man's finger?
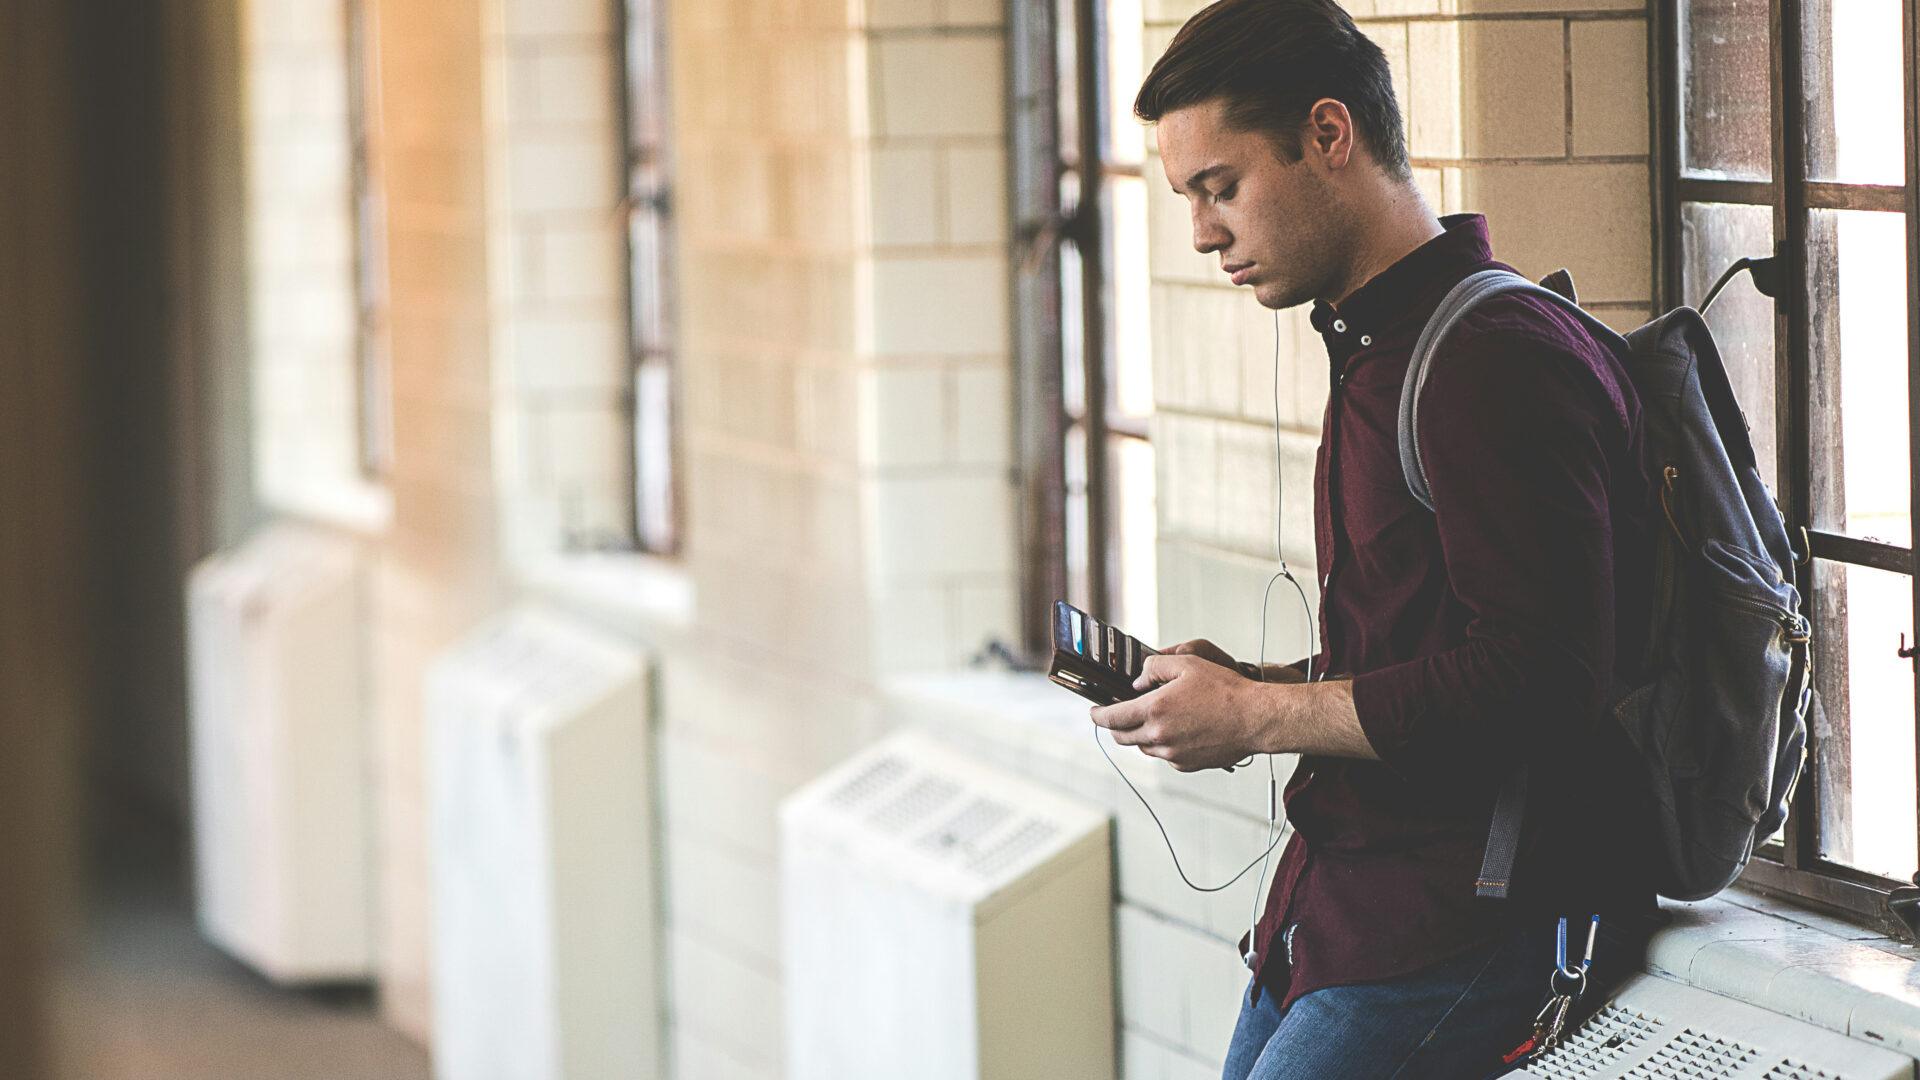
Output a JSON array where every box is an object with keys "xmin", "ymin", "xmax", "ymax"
[
  {"xmin": 1133, "ymin": 651, "xmax": 1180, "ymax": 691},
  {"xmin": 1089, "ymin": 698, "xmax": 1146, "ymax": 732},
  {"xmin": 1109, "ymin": 719, "xmax": 1161, "ymax": 748}
]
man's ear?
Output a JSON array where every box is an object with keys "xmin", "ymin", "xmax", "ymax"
[{"xmin": 1303, "ymin": 98, "xmax": 1355, "ymax": 170}]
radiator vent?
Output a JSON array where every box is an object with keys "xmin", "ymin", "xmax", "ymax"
[
  {"xmin": 186, "ymin": 522, "xmax": 372, "ymax": 984},
  {"xmin": 1765, "ymin": 1064, "xmax": 1843, "ymax": 1080},
  {"xmin": 1528, "ymin": 1004, "xmax": 1666, "ymax": 1079},
  {"xmin": 1619, "ymin": 1029, "xmax": 1759, "ymax": 1078},
  {"xmin": 427, "ymin": 607, "xmax": 657, "ymax": 1080},
  {"xmin": 1516, "ymin": 975, "xmax": 1910, "ymax": 1080},
  {"xmin": 782, "ymin": 730, "xmax": 1114, "ymax": 1080}
]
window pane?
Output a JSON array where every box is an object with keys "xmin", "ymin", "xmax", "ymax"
[
  {"xmin": 1679, "ymin": 0, "xmax": 1773, "ymax": 180},
  {"xmin": 1108, "ymin": 174, "xmax": 1153, "ymax": 421},
  {"xmin": 635, "ymin": 362, "xmax": 675, "ymax": 551},
  {"xmin": 1807, "ymin": 209, "xmax": 1912, "ymax": 546},
  {"xmin": 1060, "ymin": 210, "xmax": 1087, "ymax": 420},
  {"xmin": 629, "ymin": 198, "xmax": 670, "ymax": 354},
  {"xmin": 1110, "ymin": 435, "xmax": 1158, "ymax": 643},
  {"xmin": 1064, "ymin": 422, "xmax": 1091, "ymax": 611},
  {"xmin": 1811, "ymin": 560, "xmax": 1919, "ymax": 881},
  {"xmin": 1056, "ymin": 0, "xmax": 1080, "ymax": 165},
  {"xmin": 1803, "ymin": 0, "xmax": 1906, "ymax": 186},
  {"xmin": 1104, "ymin": 0, "xmax": 1146, "ymax": 168},
  {"xmin": 1681, "ymin": 202, "xmax": 1778, "ymax": 489}
]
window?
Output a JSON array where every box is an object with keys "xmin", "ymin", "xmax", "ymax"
[
  {"xmin": 1659, "ymin": 0, "xmax": 1920, "ymax": 919},
  {"xmin": 348, "ymin": 0, "xmax": 392, "ymax": 481},
  {"xmin": 619, "ymin": 0, "xmax": 681, "ymax": 556},
  {"xmin": 1011, "ymin": 0, "xmax": 1158, "ymax": 659}
]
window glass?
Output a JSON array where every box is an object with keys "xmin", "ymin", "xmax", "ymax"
[
  {"xmin": 1064, "ymin": 422, "xmax": 1091, "ymax": 611},
  {"xmin": 1803, "ymin": 0, "xmax": 1906, "ymax": 186},
  {"xmin": 1105, "ymin": 0, "xmax": 1146, "ymax": 168},
  {"xmin": 1681, "ymin": 201, "xmax": 1779, "ymax": 489},
  {"xmin": 1060, "ymin": 223, "xmax": 1087, "ymax": 419},
  {"xmin": 623, "ymin": 0, "xmax": 677, "ymax": 553},
  {"xmin": 1680, "ymin": 0, "xmax": 1774, "ymax": 180},
  {"xmin": 1807, "ymin": 208, "xmax": 1911, "ymax": 546},
  {"xmin": 1110, "ymin": 436, "xmax": 1157, "ymax": 642},
  {"xmin": 1811, "ymin": 559, "xmax": 1919, "ymax": 881}
]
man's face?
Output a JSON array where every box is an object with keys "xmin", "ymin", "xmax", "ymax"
[{"xmin": 1156, "ymin": 97, "xmax": 1345, "ymax": 310}]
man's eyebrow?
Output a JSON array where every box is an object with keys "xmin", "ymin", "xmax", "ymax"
[{"xmin": 1174, "ymin": 163, "xmax": 1231, "ymax": 194}]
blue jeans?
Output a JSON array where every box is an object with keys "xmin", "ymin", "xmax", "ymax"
[{"xmin": 1221, "ymin": 916, "xmax": 1645, "ymax": 1080}]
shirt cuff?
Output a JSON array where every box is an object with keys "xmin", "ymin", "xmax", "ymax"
[{"xmin": 1349, "ymin": 662, "xmax": 1438, "ymax": 778}]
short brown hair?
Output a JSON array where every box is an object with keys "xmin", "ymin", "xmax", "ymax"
[{"xmin": 1134, "ymin": 0, "xmax": 1411, "ymax": 182}]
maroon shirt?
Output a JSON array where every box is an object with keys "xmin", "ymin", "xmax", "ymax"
[{"xmin": 1243, "ymin": 214, "xmax": 1660, "ymax": 1010}]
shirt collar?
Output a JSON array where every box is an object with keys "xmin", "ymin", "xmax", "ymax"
[{"xmin": 1308, "ymin": 213, "xmax": 1496, "ymax": 344}]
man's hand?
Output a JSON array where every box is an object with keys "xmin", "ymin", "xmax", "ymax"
[
  {"xmin": 1164, "ymin": 638, "xmax": 1308, "ymax": 684},
  {"xmin": 1163, "ymin": 637, "xmax": 1240, "ymax": 669},
  {"xmin": 1088, "ymin": 653, "xmax": 1259, "ymax": 773}
]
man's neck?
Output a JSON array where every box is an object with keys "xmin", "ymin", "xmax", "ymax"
[{"xmin": 1326, "ymin": 183, "xmax": 1444, "ymax": 309}]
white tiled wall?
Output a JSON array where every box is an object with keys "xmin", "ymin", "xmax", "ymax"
[
  {"xmin": 244, "ymin": 0, "xmax": 390, "ymax": 528},
  {"xmin": 482, "ymin": 0, "xmax": 633, "ymax": 561}
]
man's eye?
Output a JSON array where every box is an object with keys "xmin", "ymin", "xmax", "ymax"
[{"xmin": 1213, "ymin": 184, "xmax": 1237, "ymax": 204}]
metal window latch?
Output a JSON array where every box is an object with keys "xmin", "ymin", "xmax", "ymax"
[{"xmin": 1899, "ymin": 633, "xmax": 1918, "ymax": 661}]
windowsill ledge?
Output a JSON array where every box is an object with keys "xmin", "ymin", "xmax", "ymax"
[
  {"xmin": 517, "ymin": 550, "xmax": 696, "ymax": 641},
  {"xmin": 1650, "ymin": 890, "xmax": 1920, "ymax": 1058}
]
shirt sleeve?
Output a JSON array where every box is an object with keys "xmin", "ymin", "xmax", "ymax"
[{"xmin": 1348, "ymin": 328, "xmax": 1622, "ymax": 785}]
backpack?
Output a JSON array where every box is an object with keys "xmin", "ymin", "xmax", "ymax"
[{"xmin": 1399, "ymin": 267, "xmax": 1814, "ymax": 903}]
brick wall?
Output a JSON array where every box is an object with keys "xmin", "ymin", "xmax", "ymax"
[{"xmin": 365, "ymin": 0, "xmax": 506, "ymax": 1040}]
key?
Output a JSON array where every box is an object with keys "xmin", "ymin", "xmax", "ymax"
[{"xmin": 1539, "ymin": 993, "xmax": 1574, "ymax": 1051}]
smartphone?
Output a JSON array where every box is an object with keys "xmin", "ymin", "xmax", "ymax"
[{"xmin": 1048, "ymin": 600, "xmax": 1156, "ymax": 705}]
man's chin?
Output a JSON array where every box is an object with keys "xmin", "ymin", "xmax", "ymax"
[{"xmin": 1251, "ymin": 281, "xmax": 1310, "ymax": 311}]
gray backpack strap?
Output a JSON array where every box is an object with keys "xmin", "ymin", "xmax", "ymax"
[
  {"xmin": 1397, "ymin": 268, "xmax": 1631, "ymax": 511},
  {"xmin": 1475, "ymin": 768, "xmax": 1528, "ymax": 900},
  {"xmin": 1397, "ymin": 267, "xmax": 1631, "ymax": 901}
]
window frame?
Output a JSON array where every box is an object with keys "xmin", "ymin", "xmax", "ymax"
[
  {"xmin": 1009, "ymin": 0, "xmax": 1152, "ymax": 663},
  {"xmin": 348, "ymin": 0, "xmax": 392, "ymax": 482},
  {"xmin": 1654, "ymin": 0, "xmax": 1920, "ymax": 929},
  {"xmin": 616, "ymin": 0, "xmax": 683, "ymax": 557}
]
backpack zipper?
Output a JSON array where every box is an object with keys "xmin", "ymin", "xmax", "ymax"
[{"xmin": 1710, "ymin": 588, "xmax": 1809, "ymax": 642}]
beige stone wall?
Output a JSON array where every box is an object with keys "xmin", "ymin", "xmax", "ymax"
[
  {"xmin": 366, "ymin": 0, "xmax": 505, "ymax": 1040},
  {"xmin": 652, "ymin": 1, "xmax": 1020, "ymax": 1072}
]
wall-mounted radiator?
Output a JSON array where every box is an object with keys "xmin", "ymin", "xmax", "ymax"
[
  {"xmin": 186, "ymin": 522, "xmax": 373, "ymax": 983},
  {"xmin": 1518, "ymin": 973, "xmax": 1911, "ymax": 1079},
  {"xmin": 780, "ymin": 730, "xmax": 1114, "ymax": 1080},
  {"xmin": 427, "ymin": 607, "xmax": 658, "ymax": 1080}
]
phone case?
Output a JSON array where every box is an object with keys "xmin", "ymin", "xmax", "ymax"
[{"xmin": 1048, "ymin": 600, "xmax": 1155, "ymax": 705}]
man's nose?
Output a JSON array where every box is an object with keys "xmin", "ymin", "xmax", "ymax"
[{"xmin": 1192, "ymin": 213, "xmax": 1228, "ymax": 254}]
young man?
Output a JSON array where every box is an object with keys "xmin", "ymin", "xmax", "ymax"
[{"xmin": 1087, "ymin": 1, "xmax": 1662, "ymax": 1076}]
